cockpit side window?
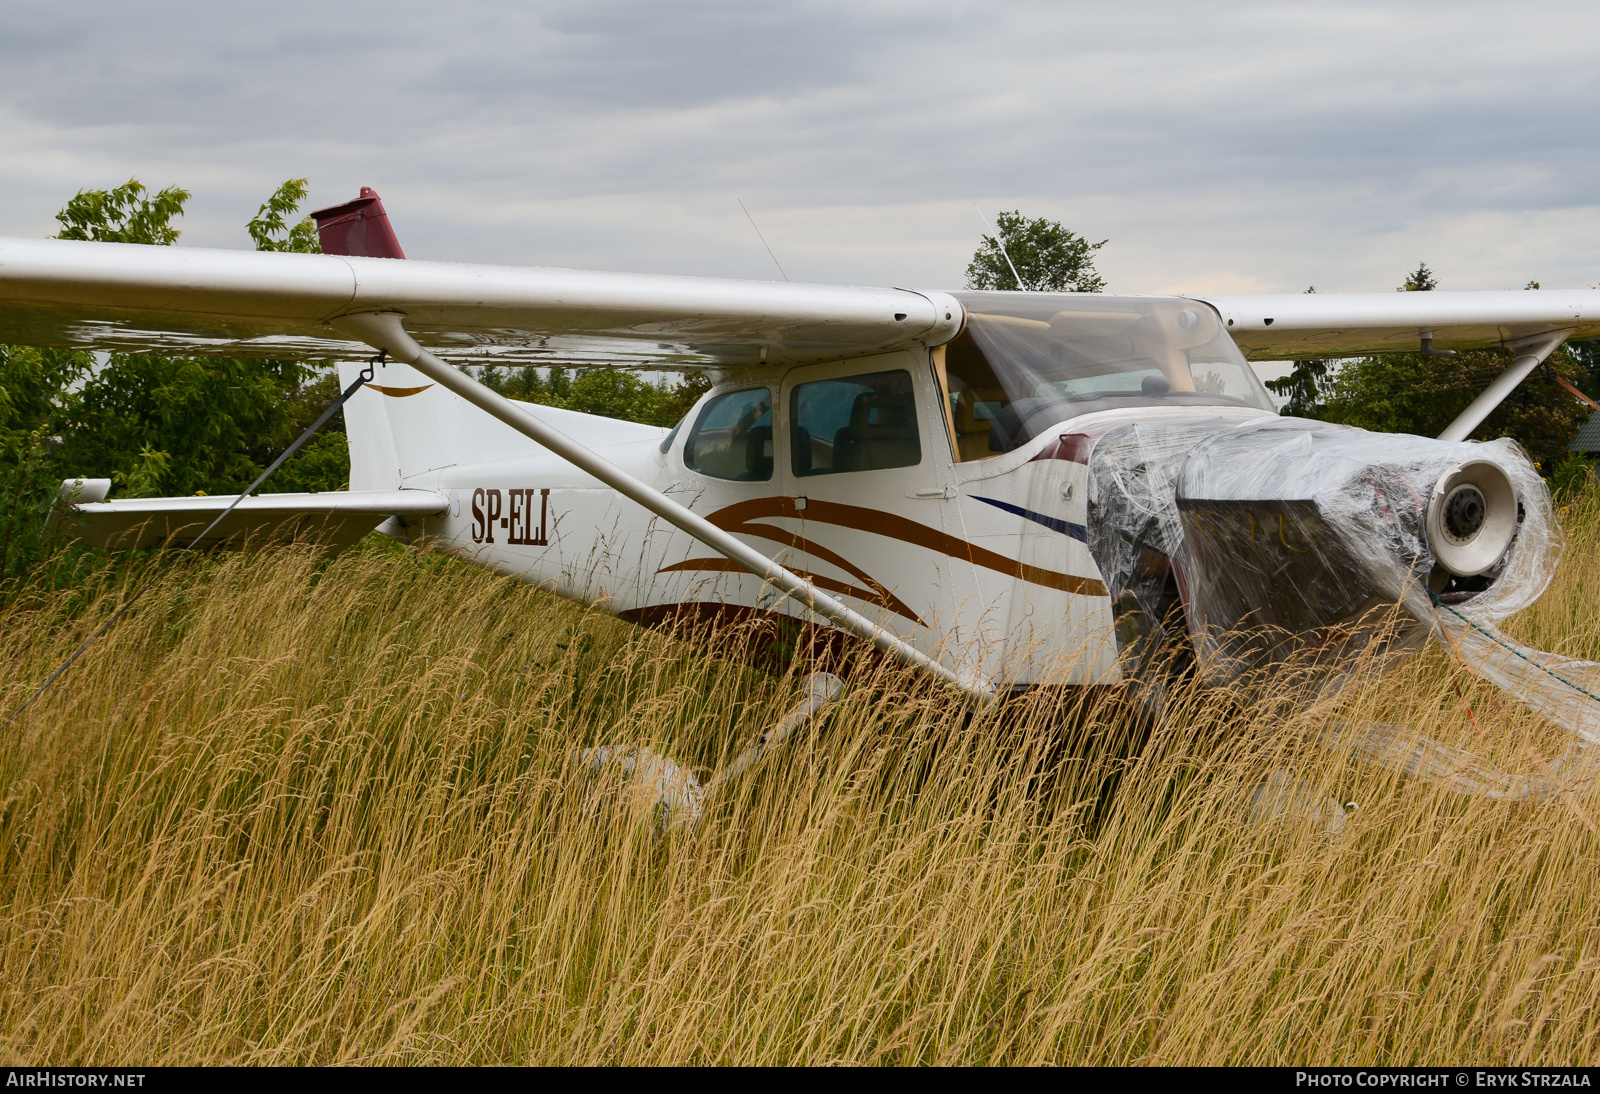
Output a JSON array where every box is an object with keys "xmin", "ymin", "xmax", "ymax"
[
  {"xmin": 938, "ymin": 329, "xmax": 1009, "ymax": 463},
  {"xmin": 684, "ymin": 387, "xmax": 773, "ymax": 481}
]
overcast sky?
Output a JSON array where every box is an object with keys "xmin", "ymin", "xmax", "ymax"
[{"xmin": 2, "ymin": 0, "xmax": 1597, "ymax": 297}]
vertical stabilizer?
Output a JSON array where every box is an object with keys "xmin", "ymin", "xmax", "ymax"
[
  {"xmin": 311, "ymin": 187, "xmax": 407, "ymax": 260},
  {"xmin": 338, "ymin": 360, "xmax": 404, "ymax": 491}
]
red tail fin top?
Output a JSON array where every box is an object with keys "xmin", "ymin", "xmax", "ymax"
[{"xmin": 310, "ymin": 187, "xmax": 406, "ymax": 260}]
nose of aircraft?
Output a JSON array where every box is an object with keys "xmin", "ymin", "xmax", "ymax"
[
  {"xmin": 1177, "ymin": 421, "xmax": 1543, "ymax": 646},
  {"xmin": 1084, "ymin": 415, "xmax": 1556, "ymax": 692}
]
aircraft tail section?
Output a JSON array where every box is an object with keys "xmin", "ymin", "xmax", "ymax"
[
  {"xmin": 53, "ymin": 486, "xmax": 447, "ymax": 553},
  {"xmin": 310, "ymin": 187, "xmax": 407, "ymax": 260},
  {"xmin": 336, "ymin": 358, "xmax": 667, "ymax": 489}
]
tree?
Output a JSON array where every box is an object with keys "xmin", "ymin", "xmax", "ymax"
[
  {"xmin": 655, "ymin": 372, "xmax": 713, "ymax": 426},
  {"xmin": 54, "ymin": 178, "xmax": 191, "ymax": 245},
  {"xmin": 0, "ymin": 178, "xmax": 193, "ymax": 584},
  {"xmin": 59, "ymin": 353, "xmax": 321, "ymax": 497},
  {"xmin": 475, "ymin": 365, "xmax": 712, "ymax": 427},
  {"xmin": 1264, "ymin": 287, "xmax": 1332, "ymax": 417},
  {"xmin": 48, "ymin": 179, "xmax": 344, "ymax": 499},
  {"xmin": 1567, "ymin": 339, "xmax": 1600, "ymax": 402},
  {"xmin": 1, "ymin": 177, "xmax": 348, "ymax": 589},
  {"xmin": 0, "ymin": 344, "xmax": 92, "ymax": 583},
  {"xmin": 1265, "ymin": 358, "xmax": 1333, "ymax": 419},
  {"xmin": 1317, "ymin": 348, "xmax": 1587, "ymax": 470},
  {"xmin": 247, "ymin": 178, "xmax": 321, "ymax": 253},
  {"xmin": 1399, "ymin": 262, "xmax": 1438, "ymax": 292},
  {"xmin": 477, "ymin": 364, "xmax": 548, "ymax": 404},
  {"xmin": 965, "ymin": 211, "xmax": 1106, "ymax": 293}
]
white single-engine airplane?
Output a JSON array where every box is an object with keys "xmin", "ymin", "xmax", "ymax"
[{"xmin": 7, "ymin": 190, "xmax": 1600, "ymax": 738}]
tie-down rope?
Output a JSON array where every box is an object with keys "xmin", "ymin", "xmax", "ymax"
[
  {"xmin": 3, "ymin": 356, "xmax": 382, "ymax": 729},
  {"xmin": 1431, "ymin": 591, "xmax": 1600, "ymax": 707}
]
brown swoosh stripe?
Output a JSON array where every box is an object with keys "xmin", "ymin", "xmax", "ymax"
[
  {"xmin": 706, "ymin": 496, "xmax": 1107, "ymax": 597},
  {"xmin": 616, "ymin": 602, "xmax": 864, "ymax": 666},
  {"xmin": 657, "ymin": 558, "xmax": 924, "ymax": 625},
  {"xmin": 694, "ymin": 500, "xmax": 921, "ymax": 622},
  {"xmin": 365, "ymin": 383, "xmax": 434, "ymax": 397}
]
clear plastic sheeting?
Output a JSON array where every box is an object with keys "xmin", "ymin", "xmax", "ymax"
[
  {"xmin": 1436, "ymin": 612, "xmax": 1600, "ymax": 743},
  {"xmin": 1317, "ymin": 720, "xmax": 1589, "ymax": 802},
  {"xmin": 1173, "ymin": 418, "xmax": 1554, "ymax": 687},
  {"xmin": 1086, "ymin": 416, "xmax": 1600, "ymax": 750},
  {"xmin": 1085, "ymin": 418, "xmax": 1238, "ymax": 686}
]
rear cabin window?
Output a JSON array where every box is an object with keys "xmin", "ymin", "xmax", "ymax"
[
  {"xmin": 683, "ymin": 387, "xmax": 773, "ymax": 481},
  {"xmin": 791, "ymin": 369, "xmax": 921, "ymax": 476}
]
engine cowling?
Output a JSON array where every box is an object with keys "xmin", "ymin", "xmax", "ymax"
[{"xmin": 1084, "ymin": 416, "xmax": 1554, "ymax": 690}]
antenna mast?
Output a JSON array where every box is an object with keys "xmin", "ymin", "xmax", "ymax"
[
  {"xmin": 973, "ymin": 204, "xmax": 1028, "ymax": 291},
  {"xmin": 738, "ymin": 198, "xmax": 790, "ymax": 282}
]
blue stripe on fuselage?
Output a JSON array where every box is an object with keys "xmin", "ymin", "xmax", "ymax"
[{"xmin": 970, "ymin": 495, "xmax": 1088, "ymax": 543}]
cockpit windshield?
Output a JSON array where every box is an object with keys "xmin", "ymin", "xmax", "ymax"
[{"xmin": 940, "ymin": 293, "xmax": 1276, "ymax": 461}]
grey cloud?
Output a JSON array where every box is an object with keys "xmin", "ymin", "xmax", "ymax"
[
  {"xmin": 435, "ymin": 2, "xmax": 908, "ymax": 109},
  {"xmin": 0, "ymin": 0, "xmax": 1596, "ymax": 293}
]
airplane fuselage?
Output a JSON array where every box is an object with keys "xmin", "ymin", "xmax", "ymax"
[{"xmin": 363, "ymin": 346, "xmax": 1274, "ymax": 687}]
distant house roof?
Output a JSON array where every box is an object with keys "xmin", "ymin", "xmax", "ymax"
[{"xmin": 1571, "ymin": 411, "xmax": 1600, "ymax": 455}]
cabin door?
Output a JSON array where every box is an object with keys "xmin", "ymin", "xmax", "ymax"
[{"xmin": 775, "ymin": 352, "xmax": 949, "ymax": 643}]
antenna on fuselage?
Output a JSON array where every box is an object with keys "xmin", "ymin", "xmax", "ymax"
[
  {"xmin": 973, "ymin": 204, "xmax": 1028, "ymax": 291},
  {"xmin": 738, "ymin": 198, "xmax": 790, "ymax": 282}
]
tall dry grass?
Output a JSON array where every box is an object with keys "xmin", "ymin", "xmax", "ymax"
[{"xmin": 2, "ymin": 485, "xmax": 1600, "ymax": 1065}]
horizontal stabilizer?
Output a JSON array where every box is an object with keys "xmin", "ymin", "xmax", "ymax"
[{"xmin": 52, "ymin": 489, "xmax": 448, "ymax": 553}]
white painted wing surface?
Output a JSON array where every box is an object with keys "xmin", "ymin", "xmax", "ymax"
[
  {"xmin": 1196, "ymin": 290, "xmax": 1600, "ymax": 360},
  {"xmin": 52, "ymin": 489, "xmax": 449, "ymax": 552},
  {"xmin": 5, "ymin": 235, "xmax": 1595, "ymax": 366},
  {"xmin": 0, "ymin": 237, "xmax": 962, "ymax": 368}
]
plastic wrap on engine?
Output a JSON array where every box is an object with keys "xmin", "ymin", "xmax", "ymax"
[
  {"xmin": 1174, "ymin": 418, "xmax": 1557, "ymax": 688},
  {"xmin": 1087, "ymin": 416, "xmax": 1563, "ymax": 702},
  {"xmin": 1085, "ymin": 418, "xmax": 1236, "ymax": 680},
  {"xmin": 1086, "ymin": 412, "xmax": 1600, "ymax": 759}
]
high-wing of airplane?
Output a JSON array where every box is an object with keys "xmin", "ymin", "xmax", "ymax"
[{"xmin": 6, "ymin": 190, "xmax": 1599, "ymax": 744}]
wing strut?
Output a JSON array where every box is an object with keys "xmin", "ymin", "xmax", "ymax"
[
  {"xmin": 1438, "ymin": 330, "xmax": 1571, "ymax": 442},
  {"xmin": 330, "ymin": 311, "xmax": 995, "ymax": 706}
]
